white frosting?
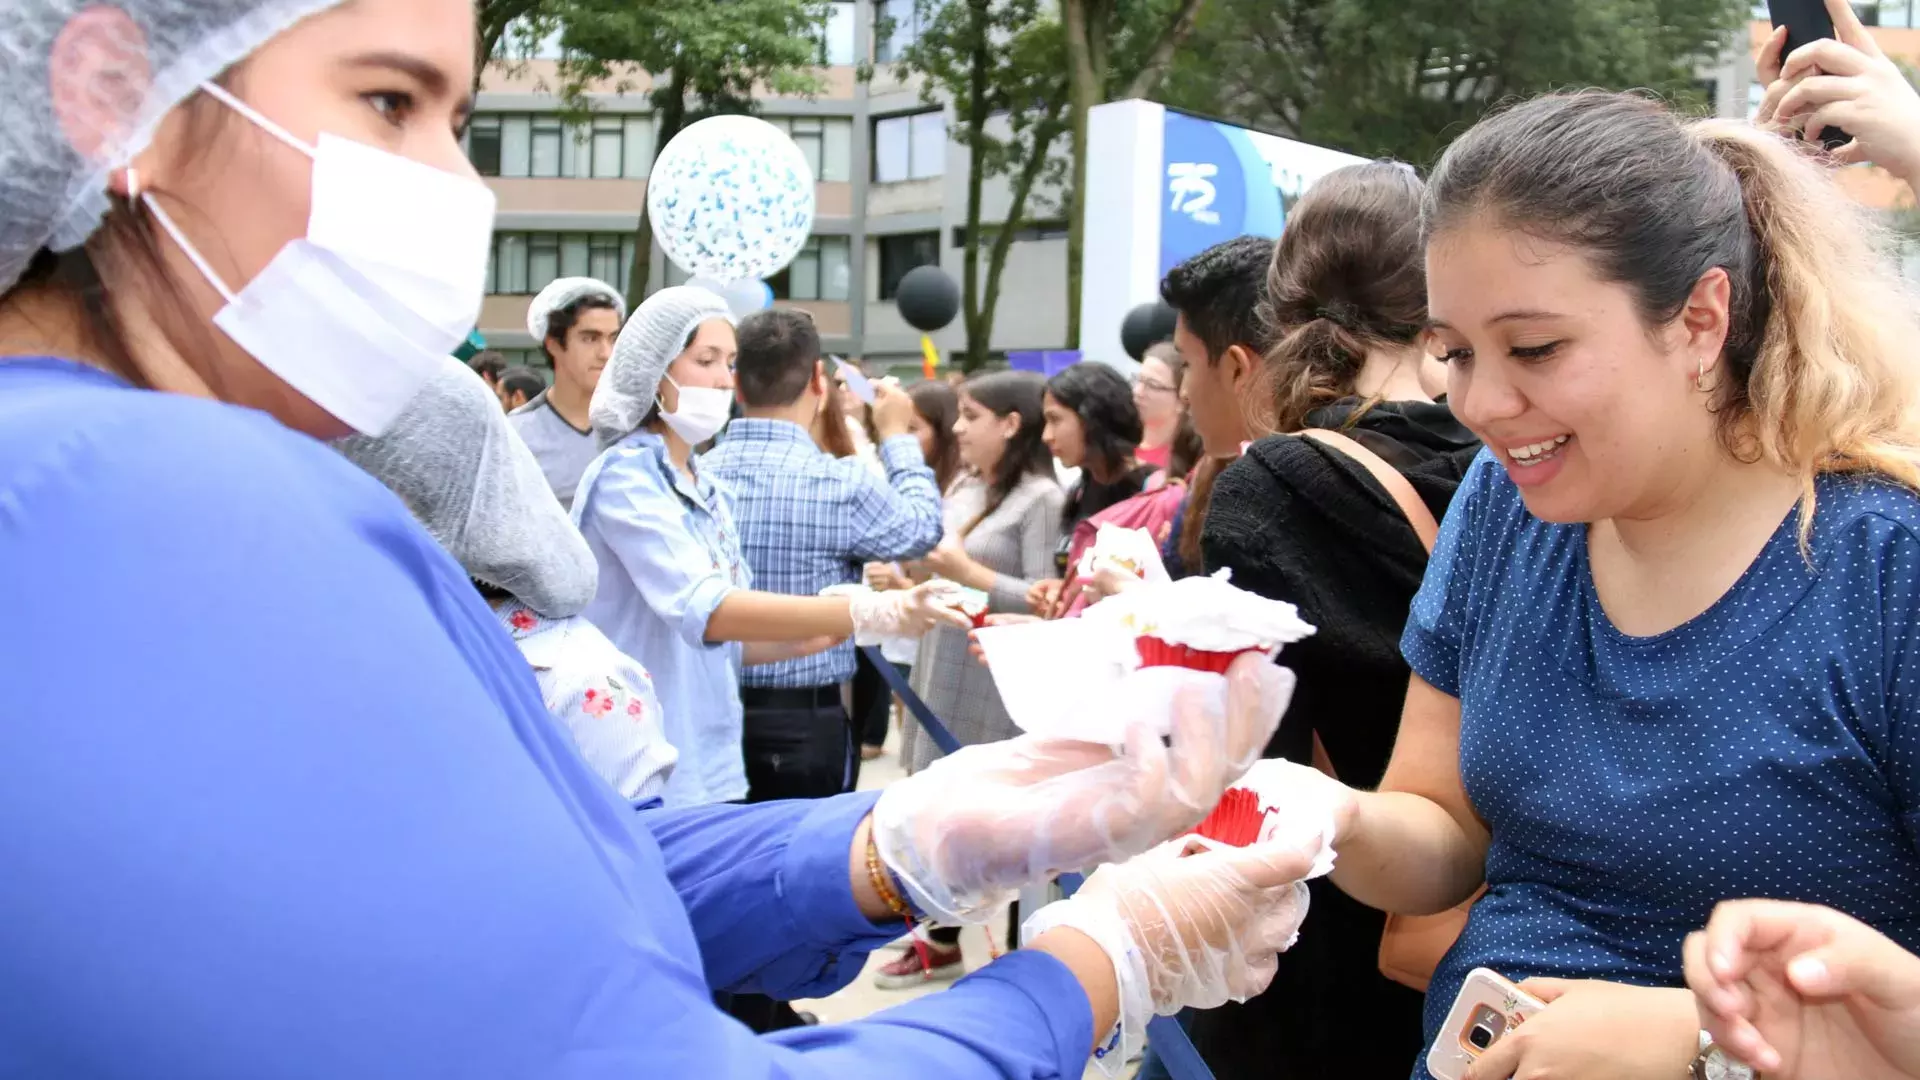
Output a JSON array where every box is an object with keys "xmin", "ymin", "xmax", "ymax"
[
  {"xmin": 1076, "ymin": 524, "xmax": 1171, "ymax": 584},
  {"xmin": 1085, "ymin": 569, "xmax": 1316, "ymax": 654}
]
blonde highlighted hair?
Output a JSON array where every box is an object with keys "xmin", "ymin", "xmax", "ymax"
[{"xmin": 1426, "ymin": 91, "xmax": 1920, "ymax": 537}]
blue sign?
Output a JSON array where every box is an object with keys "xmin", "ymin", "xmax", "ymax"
[{"xmin": 1158, "ymin": 111, "xmax": 1366, "ymax": 278}]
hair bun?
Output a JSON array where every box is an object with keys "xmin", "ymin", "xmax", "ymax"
[{"xmin": 1314, "ymin": 300, "xmax": 1361, "ymax": 330}]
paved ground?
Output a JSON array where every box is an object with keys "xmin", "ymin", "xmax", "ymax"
[{"xmin": 793, "ymin": 721, "xmax": 1136, "ymax": 1080}]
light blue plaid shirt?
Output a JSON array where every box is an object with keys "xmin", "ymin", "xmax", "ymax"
[{"xmin": 702, "ymin": 418, "xmax": 942, "ymax": 687}]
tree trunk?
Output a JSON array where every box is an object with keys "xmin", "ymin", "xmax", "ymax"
[
  {"xmin": 961, "ymin": 0, "xmax": 992, "ymax": 370},
  {"xmin": 1062, "ymin": 0, "xmax": 1102, "ymax": 349},
  {"xmin": 977, "ymin": 117, "xmax": 1062, "ymax": 371},
  {"xmin": 1124, "ymin": 0, "xmax": 1210, "ymax": 99},
  {"xmin": 627, "ymin": 68, "xmax": 689, "ymax": 309}
]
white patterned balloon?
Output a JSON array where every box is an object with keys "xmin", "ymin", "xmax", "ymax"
[{"xmin": 649, "ymin": 115, "xmax": 817, "ymax": 285}]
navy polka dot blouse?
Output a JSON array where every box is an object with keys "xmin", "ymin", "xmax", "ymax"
[{"xmin": 1402, "ymin": 453, "xmax": 1920, "ymax": 1079}]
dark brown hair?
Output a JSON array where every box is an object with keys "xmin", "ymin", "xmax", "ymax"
[
  {"xmin": 1045, "ymin": 362, "xmax": 1142, "ymax": 482},
  {"xmin": 542, "ymin": 295, "xmax": 621, "ymax": 364},
  {"xmin": 1257, "ymin": 161, "xmax": 1428, "ymax": 435},
  {"xmin": 12, "ymin": 84, "xmax": 240, "ymax": 391},
  {"xmin": 960, "ymin": 370, "xmax": 1051, "ymax": 535},
  {"xmin": 909, "ymin": 379, "xmax": 963, "ymax": 492},
  {"xmin": 735, "ymin": 308, "xmax": 822, "ymax": 407}
]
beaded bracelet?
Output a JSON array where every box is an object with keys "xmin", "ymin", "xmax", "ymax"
[{"xmin": 864, "ymin": 830, "xmax": 918, "ymax": 921}]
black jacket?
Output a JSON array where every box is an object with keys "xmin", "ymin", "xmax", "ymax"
[{"xmin": 1185, "ymin": 399, "xmax": 1480, "ymax": 1080}]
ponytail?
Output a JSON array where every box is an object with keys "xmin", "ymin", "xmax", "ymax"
[
  {"xmin": 1692, "ymin": 120, "xmax": 1920, "ymax": 516},
  {"xmin": 1256, "ymin": 161, "xmax": 1428, "ymax": 436}
]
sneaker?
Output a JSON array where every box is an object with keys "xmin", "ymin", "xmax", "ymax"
[{"xmin": 872, "ymin": 941, "xmax": 964, "ymax": 990}]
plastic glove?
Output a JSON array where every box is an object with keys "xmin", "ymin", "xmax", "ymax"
[
  {"xmin": 873, "ymin": 653, "xmax": 1295, "ymax": 923},
  {"xmin": 839, "ymin": 581, "xmax": 968, "ymax": 644},
  {"xmin": 1024, "ymin": 835, "xmax": 1321, "ymax": 1074}
]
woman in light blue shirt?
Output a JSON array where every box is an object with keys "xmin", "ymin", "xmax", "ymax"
[{"xmin": 574, "ymin": 287, "xmax": 959, "ymax": 806}]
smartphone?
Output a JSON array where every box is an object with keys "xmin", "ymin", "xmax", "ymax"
[
  {"xmin": 1426, "ymin": 968, "xmax": 1547, "ymax": 1080},
  {"xmin": 1767, "ymin": 0, "xmax": 1852, "ymax": 150}
]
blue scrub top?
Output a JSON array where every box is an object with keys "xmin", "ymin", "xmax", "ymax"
[
  {"xmin": 1403, "ymin": 452, "xmax": 1920, "ymax": 1079},
  {"xmin": 0, "ymin": 358, "xmax": 1092, "ymax": 1078}
]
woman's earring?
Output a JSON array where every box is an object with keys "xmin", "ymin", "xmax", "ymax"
[{"xmin": 1695, "ymin": 357, "xmax": 1710, "ymax": 393}]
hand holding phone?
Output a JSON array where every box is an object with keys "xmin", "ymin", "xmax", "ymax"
[
  {"xmin": 1767, "ymin": 0, "xmax": 1853, "ymax": 150},
  {"xmin": 1426, "ymin": 968, "xmax": 1547, "ymax": 1080}
]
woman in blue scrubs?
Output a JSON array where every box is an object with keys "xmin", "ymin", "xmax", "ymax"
[{"xmin": 0, "ymin": 2, "xmax": 1314, "ymax": 1076}]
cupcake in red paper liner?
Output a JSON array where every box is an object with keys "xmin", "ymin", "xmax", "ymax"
[
  {"xmin": 944, "ymin": 586, "xmax": 993, "ymax": 629},
  {"xmin": 1089, "ymin": 569, "xmax": 1315, "ymax": 675}
]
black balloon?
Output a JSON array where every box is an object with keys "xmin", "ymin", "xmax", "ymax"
[
  {"xmin": 895, "ymin": 266, "xmax": 961, "ymax": 332},
  {"xmin": 1120, "ymin": 301, "xmax": 1180, "ymax": 361}
]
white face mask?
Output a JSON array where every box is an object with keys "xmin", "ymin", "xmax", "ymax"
[
  {"xmin": 660, "ymin": 376, "xmax": 733, "ymax": 445},
  {"xmin": 137, "ymin": 82, "xmax": 498, "ymax": 436}
]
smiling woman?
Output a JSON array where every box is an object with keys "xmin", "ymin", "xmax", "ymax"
[{"xmin": 1306, "ymin": 90, "xmax": 1920, "ymax": 1080}]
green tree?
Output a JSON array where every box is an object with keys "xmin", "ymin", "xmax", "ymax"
[
  {"xmin": 1160, "ymin": 0, "xmax": 1748, "ymax": 167},
  {"xmin": 475, "ymin": 1, "xmax": 555, "ymax": 92},
  {"xmin": 893, "ymin": 1, "xmax": 1070, "ymax": 370},
  {"xmin": 1060, "ymin": 0, "xmax": 1212, "ymax": 346},
  {"xmin": 548, "ymin": 0, "xmax": 832, "ymax": 305}
]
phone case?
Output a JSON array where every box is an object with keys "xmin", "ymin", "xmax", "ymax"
[
  {"xmin": 1767, "ymin": 0, "xmax": 1853, "ymax": 148},
  {"xmin": 1425, "ymin": 968, "xmax": 1547, "ymax": 1080},
  {"xmin": 1768, "ymin": 0, "xmax": 1837, "ymax": 57}
]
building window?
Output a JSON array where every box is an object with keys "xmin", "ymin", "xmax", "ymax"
[
  {"xmin": 500, "ymin": 115, "xmax": 532, "ymax": 178},
  {"xmin": 951, "ymin": 220, "xmax": 1070, "ymax": 247},
  {"xmin": 770, "ymin": 237, "xmax": 853, "ymax": 301},
  {"xmin": 467, "ymin": 116, "xmax": 503, "ymax": 175},
  {"xmin": 466, "ymin": 113, "xmax": 656, "ymax": 179},
  {"xmin": 874, "ymin": 110, "xmax": 945, "ymax": 183},
  {"xmin": 1869, "ymin": 0, "xmax": 1918, "ymax": 25},
  {"xmin": 531, "ymin": 116, "xmax": 564, "ymax": 177},
  {"xmin": 875, "ymin": 0, "xmax": 927, "ymax": 62},
  {"xmin": 765, "ymin": 116, "xmax": 854, "ymax": 183},
  {"xmin": 822, "ymin": 1, "xmax": 858, "ymax": 65},
  {"xmin": 490, "ymin": 231, "xmax": 639, "ymax": 297},
  {"xmin": 877, "ymin": 232, "xmax": 940, "ymax": 300}
]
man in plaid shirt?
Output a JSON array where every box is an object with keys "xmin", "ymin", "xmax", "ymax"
[{"xmin": 703, "ymin": 309, "xmax": 942, "ymax": 801}]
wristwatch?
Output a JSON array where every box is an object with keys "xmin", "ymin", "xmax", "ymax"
[{"xmin": 1691, "ymin": 1032, "xmax": 1755, "ymax": 1080}]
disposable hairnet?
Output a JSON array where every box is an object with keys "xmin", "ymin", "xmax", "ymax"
[
  {"xmin": 336, "ymin": 355, "xmax": 600, "ymax": 618},
  {"xmin": 526, "ymin": 277, "xmax": 626, "ymax": 343},
  {"xmin": 589, "ymin": 285, "xmax": 733, "ymax": 449},
  {"xmin": 1, "ymin": 0, "xmax": 347, "ymax": 295}
]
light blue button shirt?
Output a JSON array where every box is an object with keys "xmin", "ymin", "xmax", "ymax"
[{"xmin": 573, "ymin": 431, "xmax": 753, "ymax": 807}]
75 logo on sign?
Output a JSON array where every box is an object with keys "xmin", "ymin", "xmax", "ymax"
[{"xmin": 1167, "ymin": 162, "xmax": 1221, "ymax": 226}]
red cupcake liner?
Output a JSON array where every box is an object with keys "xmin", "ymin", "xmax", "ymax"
[
  {"xmin": 1191, "ymin": 787, "xmax": 1270, "ymax": 847},
  {"xmin": 1135, "ymin": 636, "xmax": 1261, "ymax": 674}
]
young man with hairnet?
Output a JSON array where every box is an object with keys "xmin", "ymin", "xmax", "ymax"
[
  {"xmin": 509, "ymin": 277, "xmax": 624, "ymax": 509},
  {"xmin": 338, "ymin": 356, "xmax": 678, "ymax": 804}
]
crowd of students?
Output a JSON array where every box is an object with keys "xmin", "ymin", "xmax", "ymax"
[{"xmin": 12, "ymin": 0, "xmax": 1920, "ymax": 1077}]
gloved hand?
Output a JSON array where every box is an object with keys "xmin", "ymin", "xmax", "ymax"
[
  {"xmin": 1024, "ymin": 835, "xmax": 1321, "ymax": 1073},
  {"xmin": 838, "ymin": 581, "xmax": 969, "ymax": 644},
  {"xmin": 873, "ymin": 653, "xmax": 1295, "ymax": 923}
]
